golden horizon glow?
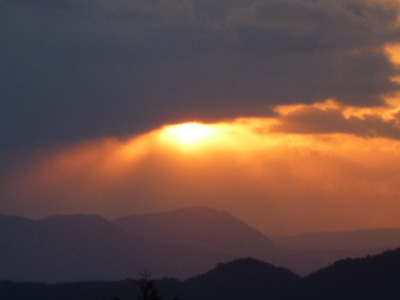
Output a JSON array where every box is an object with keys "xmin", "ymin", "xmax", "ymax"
[{"xmin": 3, "ymin": 98, "xmax": 400, "ymax": 235}]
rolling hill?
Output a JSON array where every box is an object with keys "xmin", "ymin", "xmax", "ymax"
[
  {"xmin": 1, "ymin": 206, "xmax": 398, "ymax": 283},
  {"xmin": 113, "ymin": 206, "xmax": 321, "ymax": 275},
  {"xmin": 1, "ymin": 248, "xmax": 400, "ymax": 299},
  {"xmin": 0, "ymin": 214, "xmax": 230, "ymax": 282}
]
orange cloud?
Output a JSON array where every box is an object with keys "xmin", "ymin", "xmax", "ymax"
[
  {"xmin": 3, "ymin": 101, "xmax": 400, "ymax": 235},
  {"xmin": 272, "ymin": 98, "xmax": 400, "ymax": 139}
]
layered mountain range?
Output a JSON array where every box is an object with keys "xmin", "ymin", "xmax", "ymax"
[
  {"xmin": 2, "ymin": 249, "xmax": 400, "ymax": 299},
  {"xmin": 0, "ymin": 207, "xmax": 399, "ymax": 282}
]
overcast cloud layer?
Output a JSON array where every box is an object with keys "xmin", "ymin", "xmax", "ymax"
[{"xmin": 2, "ymin": 0, "xmax": 400, "ymax": 151}]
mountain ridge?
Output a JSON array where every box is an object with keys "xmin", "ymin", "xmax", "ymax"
[
  {"xmin": 114, "ymin": 206, "xmax": 279, "ymax": 254},
  {"xmin": 1, "ymin": 248, "xmax": 400, "ymax": 299},
  {"xmin": 0, "ymin": 211, "xmax": 232, "ymax": 282},
  {"xmin": 1, "ymin": 206, "xmax": 399, "ymax": 282}
]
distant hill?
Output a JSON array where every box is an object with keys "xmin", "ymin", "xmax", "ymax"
[
  {"xmin": 271, "ymin": 228, "xmax": 400, "ymax": 251},
  {"xmin": 0, "ymin": 214, "xmax": 230, "ymax": 282},
  {"xmin": 0, "ymin": 208, "xmax": 319, "ymax": 282},
  {"xmin": 114, "ymin": 206, "xmax": 280, "ymax": 256},
  {"xmin": 271, "ymin": 228, "xmax": 400, "ymax": 268},
  {"xmin": 2, "ymin": 249, "xmax": 400, "ymax": 299},
  {"xmin": 2, "ymin": 207, "xmax": 398, "ymax": 283},
  {"xmin": 113, "ymin": 206, "xmax": 321, "ymax": 275},
  {"xmin": 176, "ymin": 258, "xmax": 302, "ymax": 300}
]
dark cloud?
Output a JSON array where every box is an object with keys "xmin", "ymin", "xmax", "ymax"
[
  {"xmin": 271, "ymin": 104, "xmax": 400, "ymax": 140},
  {"xmin": 1, "ymin": 0, "xmax": 400, "ymax": 152},
  {"xmin": 229, "ymin": 0, "xmax": 400, "ymax": 51}
]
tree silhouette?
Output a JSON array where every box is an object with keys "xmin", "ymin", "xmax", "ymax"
[
  {"xmin": 134, "ymin": 272, "xmax": 162, "ymax": 300},
  {"xmin": 111, "ymin": 272, "xmax": 162, "ymax": 300},
  {"xmin": 111, "ymin": 271, "xmax": 185, "ymax": 300}
]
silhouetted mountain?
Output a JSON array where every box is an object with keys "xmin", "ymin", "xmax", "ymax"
[
  {"xmin": 0, "ymin": 214, "xmax": 231, "ymax": 282},
  {"xmin": 304, "ymin": 248, "xmax": 400, "ymax": 299},
  {"xmin": 176, "ymin": 258, "xmax": 302, "ymax": 300},
  {"xmin": 114, "ymin": 206, "xmax": 279, "ymax": 256},
  {"xmin": 114, "ymin": 207, "xmax": 321, "ymax": 275},
  {"xmin": 2, "ymin": 249, "xmax": 400, "ymax": 299},
  {"xmin": 4, "ymin": 207, "xmax": 397, "ymax": 283},
  {"xmin": 0, "ymin": 278, "xmax": 180, "ymax": 300},
  {"xmin": 0, "ymin": 259, "xmax": 301, "ymax": 300},
  {"xmin": 271, "ymin": 228, "xmax": 400, "ymax": 270},
  {"xmin": 0, "ymin": 209, "xmax": 320, "ymax": 282}
]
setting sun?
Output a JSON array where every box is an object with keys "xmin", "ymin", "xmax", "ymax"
[{"xmin": 162, "ymin": 122, "xmax": 212, "ymax": 146}]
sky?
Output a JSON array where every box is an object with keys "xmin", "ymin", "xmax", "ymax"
[{"xmin": 2, "ymin": 0, "xmax": 400, "ymax": 235}]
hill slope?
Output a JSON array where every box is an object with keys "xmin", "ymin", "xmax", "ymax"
[
  {"xmin": 114, "ymin": 206, "xmax": 279, "ymax": 256},
  {"xmin": 304, "ymin": 248, "xmax": 400, "ymax": 300},
  {"xmin": 2, "ymin": 249, "xmax": 400, "ymax": 299},
  {"xmin": 114, "ymin": 207, "xmax": 321, "ymax": 275},
  {"xmin": 0, "ymin": 214, "xmax": 230, "ymax": 282},
  {"xmin": 4, "ymin": 207, "xmax": 396, "ymax": 283},
  {"xmin": 177, "ymin": 258, "xmax": 302, "ymax": 300}
]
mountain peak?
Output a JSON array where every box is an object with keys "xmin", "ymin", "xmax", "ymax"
[
  {"xmin": 189, "ymin": 257, "xmax": 300, "ymax": 282},
  {"xmin": 179, "ymin": 258, "xmax": 301, "ymax": 300},
  {"xmin": 114, "ymin": 206, "xmax": 279, "ymax": 256}
]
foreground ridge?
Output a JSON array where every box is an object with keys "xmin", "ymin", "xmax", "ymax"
[{"xmin": 1, "ymin": 249, "xmax": 400, "ymax": 299}]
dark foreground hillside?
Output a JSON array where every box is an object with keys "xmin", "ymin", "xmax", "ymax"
[
  {"xmin": 1, "ymin": 248, "xmax": 400, "ymax": 300},
  {"xmin": 304, "ymin": 248, "xmax": 400, "ymax": 299},
  {"xmin": 176, "ymin": 258, "xmax": 302, "ymax": 300},
  {"xmin": 0, "ymin": 279, "xmax": 180, "ymax": 300}
]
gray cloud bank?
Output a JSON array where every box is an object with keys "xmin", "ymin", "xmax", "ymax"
[
  {"xmin": 2, "ymin": 0, "xmax": 400, "ymax": 151},
  {"xmin": 271, "ymin": 104, "xmax": 400, "ymax": 139}
]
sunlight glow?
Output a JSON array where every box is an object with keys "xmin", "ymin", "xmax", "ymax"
[
  {"xmin": 7, "ymin": 103, "xmax": 400, "ymax": 234},
  {"xmin": 162, "ymin": 122, "xmax": 213, "ymax": 146},
  {"xmin": 385, "ymin": 43, "xmax": 400, "ymax": 65}
]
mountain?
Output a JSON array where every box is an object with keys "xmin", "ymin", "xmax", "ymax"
[
  {"xmin": 114, "ymin": 206, "xmax": 279, "ymax": 256},
  {"xmin": 271, "ymin": 228, "xmax": 400, "ymax": 251},
  {"xmin": 177, "ymin": 249, "xmax": 400, "ymax": 300},
  {"xmin": 271, "ymin": 228, "xmax": 400, "ymax": 268},
  {"xmin": 0, "ymin": 259, "xmax": 302, "ymax": 300},
  {"xmin": 0, "ymin": 207, "xmax": 324, "ymax": 282},
  {"xmin": 176, "ymin": 258, "xmax": 302, "ymax": 300},
  {"xmin": 4, "ymin": 206, "xmax": 396, "ymax": 283},
  {"xmin": 113, "ymin": 206, "xmax": 321, "ymax": 275},
  {"xmin": 3, "ymin": 249, "xmax": 400, "ymax": 299},
  {"xmin": 304, "ymin": 248, "xmax": 400, "ymax": 299},
  {"xmin": 0, "ymin": 214, "xmax": 231, "ymax": 282},
  {"xmin": 0, "ymin": 278, "xmax": 181, "ymax": 300}
]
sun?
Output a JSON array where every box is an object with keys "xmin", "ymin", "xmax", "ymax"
[{"xmin": 163, "ymin": 122, "xmax": 212, "ymax": 147}]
